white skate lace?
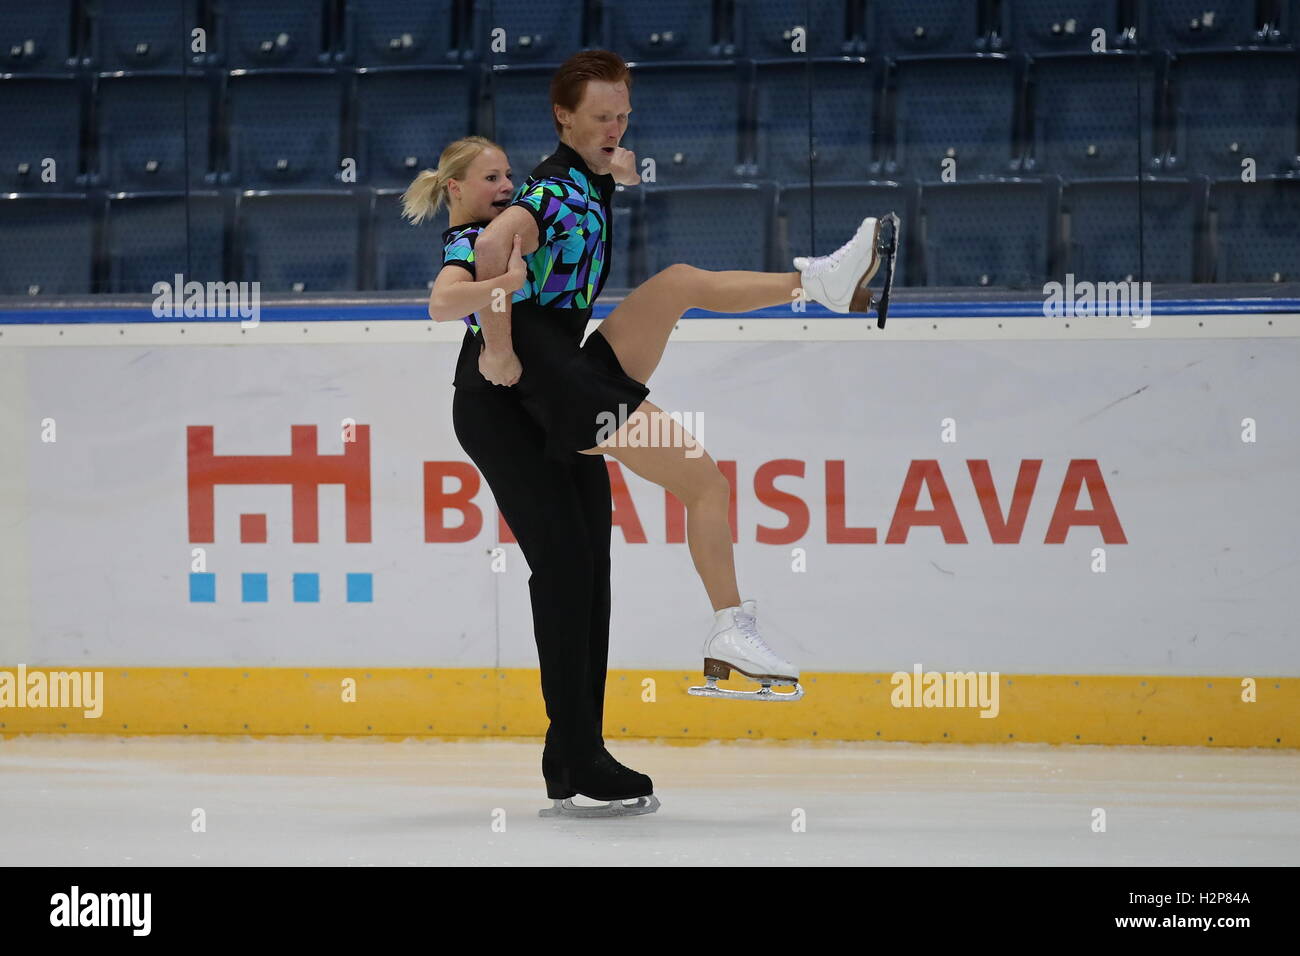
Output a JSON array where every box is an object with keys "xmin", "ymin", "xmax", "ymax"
[
  {"xmin": 735, "ymin": 611, "xmax": 775, "ymax": 656},
  {"xmin": 802, "ymin": 236, "xmax": 856, "ymax": 278}
]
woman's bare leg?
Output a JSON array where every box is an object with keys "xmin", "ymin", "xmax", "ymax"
[
  {"xmin": 579, "ymin": 400, "xmax": 739, "ymax": 611},
  {"xmin": 598, "ymin": 264, "xmax": 801, "ymax": 385},
  {"xmin": 580, "ymin": 267, "xmax": 799, "ymax": 608}
]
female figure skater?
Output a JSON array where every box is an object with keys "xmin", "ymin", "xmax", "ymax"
[{"xmin": 405, "ymin": 51, "xmax": 890, "ymax": 817}]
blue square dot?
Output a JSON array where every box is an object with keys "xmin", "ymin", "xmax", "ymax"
[
  {"xmin": 293, "ymin": 573, "xmax": 320, "ymax": 603},
  {"xmin": 189, "ymin": 573, "xmax": 216, "ymax": 602},
  {"xmin": 346, "ymin": 573, "xmax": 372, "ymax": 603},
  {"xmin": 242, "ymin": 573, "xmax": 268, "ymax": 602}
]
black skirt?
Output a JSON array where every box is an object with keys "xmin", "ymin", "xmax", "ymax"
[{"xmin": 518, "ymin": 327, "xmax": 650, "ymax": 461}]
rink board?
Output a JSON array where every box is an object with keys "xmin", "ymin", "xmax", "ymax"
[
  {"xmin": 1, "ymin": 311, "xmax": 1298, "ymax": 745},
  {"xmin": 0, "ymin": 668, "xmax": 1295, "ymax": 749}
]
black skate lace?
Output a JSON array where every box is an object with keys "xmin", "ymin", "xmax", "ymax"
[{"xmin": 593, "ymin": 748, "xmax": 633, "ymax": 775}]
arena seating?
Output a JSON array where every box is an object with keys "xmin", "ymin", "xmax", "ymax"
[{"xmin": 0, "ymin": 0, "xmax": 1296, "ymax": 294}]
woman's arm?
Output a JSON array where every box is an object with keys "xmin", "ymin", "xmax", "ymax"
[{"xmin": 427, "ymin": 234, "xmax": 526, "ymax": 322}]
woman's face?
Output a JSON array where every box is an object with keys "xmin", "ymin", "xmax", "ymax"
[{"xmin": 451, "ymin": 147, "xmax": 514, "ymax": 221}]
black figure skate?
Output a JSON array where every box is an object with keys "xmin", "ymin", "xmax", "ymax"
[{"xmin": 539, "ymin": 747, "xmax": 660, "ymax": 818}]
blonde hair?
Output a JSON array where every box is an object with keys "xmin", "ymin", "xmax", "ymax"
[{"xmin": 401, "ymin": 135, "xmax": 505, "ymax": 225}]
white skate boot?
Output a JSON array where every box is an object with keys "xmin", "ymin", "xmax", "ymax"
[
  {"xmin": 687, "ymin": 599, "xmax": 804, "ymax": 702},
  {"xmin": 794, "ymin": 211, "xmax": 901, "ymax": 328}
]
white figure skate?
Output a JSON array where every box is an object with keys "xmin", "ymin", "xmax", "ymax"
[
  {"xmin": 688, "ymin": 599, "xmax": 804, "ymax": 701},
  {"xmin": 795, "ymin": 211, "xmax": 900, "ymax": 328}
]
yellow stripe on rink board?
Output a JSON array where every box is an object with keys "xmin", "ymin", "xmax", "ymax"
[{"xmin": 0, "ymin": 669, "xmax": 1295, "ymax": 748}]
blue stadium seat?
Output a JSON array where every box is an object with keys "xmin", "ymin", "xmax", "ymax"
[
  {"xmin": 603, "ymin": 0, "xmax": 720, "ymax": 61},
  {"xmin": 1140, "ymin": 0, "xmax": 1262, "ymax": 50},
  {"xmin": 489, "ymin": 65, "xmax": 562, "ymax": 173},
  {"xmin": 217, "ymin": 0, "xmax": 331, "ymax": 70},
  {"xmin": 0, "ymin": 194, "xmax": 94, "ymax": 295},
  {"xmin": 371, "ymin": 188, "xmax": 448, "ymax": 291},
  {"xmin": 1065, "ymin": 177, "xmax": 1205, "ymax": 283},
  {"xmin": 643, "ymin": 183, "xmax": 776, "ymax": 273},
  {"xmin": 888, "ymin": 56, "xmax": 1021, "ymax": 180},
  {"xmin": 96, "ymin": 74, "xmax": 214, "ymax": 191},
  {"xmin": 355, "ymin": 67, "xmax": 472, "ymax": 187},
  {"xmin": 737, "ymin": 0, "xmax": 854, "ymax": 58},
  {"xmin": 1004, "ymin": 0, "xmax": 1122, "ymax": 53},
  {"xmin": 919, "ymin": 180, "xmax": 1060, "ymax": 287},
  {"xmin": 1028, "ymin": 53, "xmax": 1160, "ymax": 178},
  {"xmin": 1210, "ymin": 177, "xmax": 1300, "ymax": 282},
  {"xmin": 237, "ymin": 190, "xmax": 364, "ymax": 291},
  {"xmin": 103, "ymin": 192, "xmax": 228, "ymax": 292},
  {"xmin": 226, "ymin": 71, "xmax": 345, "ymax": 188},
  {"xmin": 0, "ymin": 76, "xmax": 82, "ymax": 193},
  {"xmin": 475, "ymin": 0, "xmax": 585, "ymax": 63},
  {"xmin": 89, "ymin": 0, "xmax": 205, "ymax": 72},
  {"xmin": 622, "ymin": 63, "xmax": 744, "ymax": 185},
  {"xmin": 1276, "ymin": 0, "xmax": 1297, "ymax": 43},
  {"xmin": 342, "ymin": 0, "xmax": 457, "ymax": 66},
  {"xmin": 606, "ymin": 189, "xmax": 638, "ymax": 291},
  {"xmin": 873, "ymin": 0, "xmax": 982, "ymax": 57},
  {"xmin": 0, "ymin": 2, "xmax": 75, "ymax": 72},
  {"xmin": 753, "ymin": 59, "xmax": 875, "ymax": 184},
  {"xmin": 779, "ymin": 182, "xmax": 914, "ymax": 286},
  {"xmin": 1166, "ymin": 51, "xmax": 1300, "ymax": 178}
]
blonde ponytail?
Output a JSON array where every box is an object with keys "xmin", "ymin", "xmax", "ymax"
[
  {"xmin": 400, "ymin": 169, "xmax": 445, "ymax": 225},
  {"xmin": 401, "ymin": 135, "xmax": 506, "ymax": 226}
]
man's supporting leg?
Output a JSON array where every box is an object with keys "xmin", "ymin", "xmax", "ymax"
[
  {"xmin": 452, "ymin": 387, "xmax": 605, "ymax": 770},
  {"xmin": 572, "ymin": 451, "xmax": 614, "ymax": 750}
]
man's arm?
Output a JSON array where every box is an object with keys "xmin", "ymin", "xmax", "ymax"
[
  {"xmin": 472, "ymin": 206, "xmax": 540, "ymax": 355},
  {"xmin": 427, "ymin": 235, "xmax": 525, "ymax": 322}
]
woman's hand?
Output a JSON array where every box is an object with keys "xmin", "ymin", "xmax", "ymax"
[
  {"xmin": 609, "ymin": 147, "xmax": 640, "ymax": 186},
  {"xmin": 503, "ymin": 233, "xmax": 527, "ymax": 293},
  {"xmin": 479, "ymin": 343, "xmax": 522, "ymax": 387}
]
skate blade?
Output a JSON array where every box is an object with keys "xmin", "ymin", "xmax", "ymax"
[
  {"xmin": 538, "ymin": 793, "xmax": 661, "ymax": 818},
  {"xmin": 688, "ymin": 678, "xmax": 805, "ymax": 702},
  {"xmin": 871, "ymin": 212, "xmax": 900, "ymax": 330},
  {"xmin": 847, "ymin": 218, "xmax": 885, "ymax": 313}
]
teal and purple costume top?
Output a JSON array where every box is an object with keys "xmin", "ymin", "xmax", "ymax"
[
  {"xmin": 449, "ymin": 141, "xmax": 617, "ymax": 390},
  {"xmin": 439, "ymin": 221, "xmax": 488, "ymax": 334}
]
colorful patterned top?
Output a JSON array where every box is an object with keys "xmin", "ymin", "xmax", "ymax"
[
  {"xmin": 450, "ymin": 140, "xmax": 617, "ymax": 391},
  {"xmin": 439, "ymin": 219, "xmax": 488, "ymax": 334},
  {"xmin": 506, "ymin": 140, "xmax": 612, "ymax": 311}
]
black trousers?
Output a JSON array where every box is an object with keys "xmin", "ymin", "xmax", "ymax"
[{"xmin": 452, "ymin": 383, "xmax": 612, "ymax": 769}]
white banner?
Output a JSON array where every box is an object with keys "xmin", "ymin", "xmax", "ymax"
[{"xmin": 2, "ymin": 332, "xmax": 1297, "ymax": 676}]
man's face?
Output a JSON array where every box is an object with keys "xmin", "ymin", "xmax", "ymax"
[{"xmin": 556, "ymin": 79, "xmax": 631, "ymax": 175}]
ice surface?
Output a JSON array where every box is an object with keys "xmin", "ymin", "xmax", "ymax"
[{"xmin": 1, "ymin": 736, "xmax": 1296, "ymax": 865}]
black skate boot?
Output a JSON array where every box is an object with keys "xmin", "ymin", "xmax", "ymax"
[
  {"xmin": 541, "ymin": 750, "xmax": 576, "ymax": 800},
  {"xmin": 539, "ymin": 747, "xmax": 660, "ymax": 818},
  {"xmin": 540, "ymin": 726, "xmax": 591, "ymax": 799}
]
